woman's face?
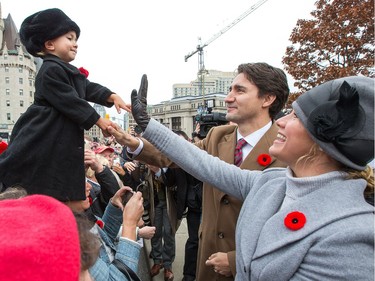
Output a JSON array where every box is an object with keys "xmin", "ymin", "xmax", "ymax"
[
  {"xmin": 269, "ymin": 110, "xmax": 315, "ymax": 167},
  {"xmin": 66, "ymin": 181, "xmax": 92, "ymax": 212}
]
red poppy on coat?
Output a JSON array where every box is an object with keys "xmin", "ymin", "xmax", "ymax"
[
  {"xmin": 78, "ymin": 67, "xmax": 89, "ymax": 78},
  {"xmin": 284, "ymin": 211, "xmax": 306, "ymax": 231},
  {"xmin": 88, "ymin": 196, "xmax": 93, "ymax": 205},
  {"xmin": 96, "ymin": 219, "xmax": 104, "ymax": 229},
  {"xmin": 257, "ymin": 153, "xmax": 272, "ymax": 166},
  {"xmin": 0, "ymin": 141, "xmax": 8, "ymax": 155}
]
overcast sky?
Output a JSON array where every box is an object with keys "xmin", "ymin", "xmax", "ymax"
[{"xmin": 1, "ymin": 0, "xmax": 316, "ymax": 112}]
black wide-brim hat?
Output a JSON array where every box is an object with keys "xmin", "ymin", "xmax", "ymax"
[
  {"xmin": 19, "ymin": 8, "xmax": 80, "ymax": 57},
  {"xmin": 293, "ymin": 76, "xmax": 374, "ymax": 171}
]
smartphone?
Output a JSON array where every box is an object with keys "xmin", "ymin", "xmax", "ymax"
[
  {"xmin": 122, "ymin": 191, "xmax": 134, "ymax": 205},
  {"xmin": 113, "ymin": 158, "xmax": 120, "ymax": 165}
]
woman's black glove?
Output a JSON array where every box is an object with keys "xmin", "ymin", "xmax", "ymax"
[{"xmin": 131, "ymin": 74, "xmax": 149, "ymax": 132}]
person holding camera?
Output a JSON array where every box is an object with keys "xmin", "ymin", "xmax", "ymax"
[
  {"xmin": 66, "ymin": 179, "xmax": 145, "ymax": 281},
  {"xmin": 115, "ymin": 63, "xmax": 289, "ymax": 280}
]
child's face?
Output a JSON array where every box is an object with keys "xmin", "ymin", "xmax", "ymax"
[{"xmin": 44, "ymin": 31, "xmax": 78, "ymax": 62}]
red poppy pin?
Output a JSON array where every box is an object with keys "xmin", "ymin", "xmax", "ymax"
[
  {"xmin": 78, "ymin": 67, "xmax": 89, "ymax": 78},
  {"xmin": 257, "ymin": 153, "xmax": 272, "ymax": 166},
  {"xmin": 284, "ymin": 211, "xmax": 306, "ymax": 231},
  {"xmin": 96, "ymin": 219, "xmax": 104, "ymax": 229}
]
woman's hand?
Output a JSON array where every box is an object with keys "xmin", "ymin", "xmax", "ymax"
[{"xmin": 131, "ymin": 74, "xmax": 149, "ymax": 132}]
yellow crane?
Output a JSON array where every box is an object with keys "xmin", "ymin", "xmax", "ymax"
[{"xmin": 184, "ymin": 0, "xmax": 270, "ymax": 101}]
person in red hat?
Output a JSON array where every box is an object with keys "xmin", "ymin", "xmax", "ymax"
[
  {"xmin": 0, "ymin": 8, "xmax": 130, "ymax": 202},
  {"xmin": 0, "ymin": 194, "xmax": 81, "ymax": 281}
]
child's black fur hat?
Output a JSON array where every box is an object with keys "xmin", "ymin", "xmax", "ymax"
[{"xmin": 20, "ymin": 8, "xmax": 80, "ymax": 57}]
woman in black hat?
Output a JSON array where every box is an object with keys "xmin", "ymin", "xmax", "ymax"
[
  {"xmin": 0, "ymin": 8, "xmax": 130, "ymax": 202},
  {"xmin": 110, "ymin": 75, "xmax": 374, "ymax": 281}
]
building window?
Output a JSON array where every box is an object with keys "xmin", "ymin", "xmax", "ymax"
[
  {"xmin": 19, "ymin": 55, "xmax": 23, "ymax": 61},
  {"xmin": 20, "ymin": 100, "xmax": 24, "ymax": 107},
  {"xmin": 6, "ymin": 100, "xmax": 10, "ymax": 106},
  {"xmin": 19, "ymin": 78, "xmax": 23, "ymax": 84},
  {"xmin": 171, "ymin": 117, "xmax": 181, "ymax": 131},
  {"xmin": 7, "ymin": 113, "xmax": 11, "ymax": 121},
  {"xmin": 30, "ymin": 91, "xmax": 33, "ymax": 97},
  {"xmin": 19, "ymin": 67, "xmax": 23, "ymax": 73},
  {"xmin": 4, "ymin": 54, "xmax": 8, "ymax": 60},
  {"xmin": 5, "ymin": 66, "xmax": 9, "ymax": 72},
  {"xmin": 19, "ymin": 89, "xmax": 24, "ymax": 96},
  {"xmin": 6, "ymin": 89, "xmax": 10, "ymax": 95},
  {"xmin": 5, "ymin": 77, "xmax": 9, "ymax": 84}
]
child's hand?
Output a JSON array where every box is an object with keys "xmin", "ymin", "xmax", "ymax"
[
  {"xmin": 96, "ymin": 117, "xmax": 115, "ymax": 137},
  {"xmin": 108, "ymin": 94, "xmax": 131, "ymax": 113}
]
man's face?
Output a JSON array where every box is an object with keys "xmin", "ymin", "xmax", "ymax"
[
  {"xmin": 224, "ymin": 73, "xmax": 266, "ymax": 126},
  {"xmin": 100, "ymin": 150, "xmax": 114, "ymax": 167}
]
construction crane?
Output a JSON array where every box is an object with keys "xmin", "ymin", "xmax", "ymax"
[{"xmin": 184, "ymin": 0, "xmax": 270, "ymax": 101}]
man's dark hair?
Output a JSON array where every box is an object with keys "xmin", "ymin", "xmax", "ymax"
[
  {"xmin": 237, "ymin": 63, "xmax": 290, "ymax": 119},
  {"xmin": 73, "ymin": 212, "xmax": 100, "ymax": 271}
]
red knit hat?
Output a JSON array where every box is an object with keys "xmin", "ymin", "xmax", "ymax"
[
  {"xmin": 0, "ymin": 195, "xmax": 80, "ymax": 281},
  {"xmin": 0, "ymin": 140, "xmax": 7, "ymax": 155}
]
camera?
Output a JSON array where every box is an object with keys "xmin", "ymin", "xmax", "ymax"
[
  {"xmin": 121, "ymin": 190, "xmax": 134, "ymax": 205},
  {"xmin": 194, "ymin": 112, "xmax": 227, "ymax": 138}
]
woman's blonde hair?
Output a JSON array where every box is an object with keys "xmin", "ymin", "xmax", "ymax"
[
  {"xmin": 346, "ymin": 166, "xmax": 374, "ymax": 198},
  {"xmin": 298, "ymin": 143, "xmax": 374, "ymax": 198}
]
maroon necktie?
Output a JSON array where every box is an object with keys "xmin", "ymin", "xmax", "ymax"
[{"xmin": 234, "ymin": 138, "xmax": 247, "ymax": 167}]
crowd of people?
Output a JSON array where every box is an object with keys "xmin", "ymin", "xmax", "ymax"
[{"xmin": 0, "ymin": 6, "xmax": 373, "ymax": 281}]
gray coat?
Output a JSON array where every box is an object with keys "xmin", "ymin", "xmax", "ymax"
[
  {"xmin": 143, "ymin": 118, "xmax": 374, "ymax": 281},
  {"xmin": 0, "ymin": 55, "xmax": 113, "ymax": 201}
]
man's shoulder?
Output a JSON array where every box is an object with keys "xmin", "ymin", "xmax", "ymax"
[{"xmin": 207, "ymin": 124, "xmax": 237, "ymax": 138}]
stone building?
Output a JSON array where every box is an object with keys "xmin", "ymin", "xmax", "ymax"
[{"xmin": 0, "ymin": 9, "xmax": 37, "ymax": 140}]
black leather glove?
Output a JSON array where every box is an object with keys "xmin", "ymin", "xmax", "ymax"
[{"xmin": 131, "ymin": 74, "xmax": 149, "ymax": 132}]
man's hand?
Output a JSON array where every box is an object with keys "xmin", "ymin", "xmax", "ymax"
[
  {"xmin": 84, "ymin": 149, "xmax": 103, "ymax": 173},
  {"xmin": 107, "ymin": 124, "xmax": 140, "ymax": 151},
  {"xmin": 112, "ymin": 163, "xmax": 126, "ymax": 176},
  {"xmin": 205, "ymin": 252, "xmax": 232, "ymax": 277},
  {"xmin": 124, "ymin": 161, "xmax": 137, "ymax": 173},
  {"xmin": 138, "ymin": 226, "xmax": 156, "ymax": 239},
  {"xmin": 122, "ymin": 191, "xmax": 144, "ymax": 240},
  {"xmin": 96, "ymin": 117, "xmax": 116, "ymax": 137},
  {"xmin": 131, "ymin": 74, "xmax": 149, "ymax": 132}
]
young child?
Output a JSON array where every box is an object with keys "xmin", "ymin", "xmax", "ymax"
[{"xmin": 0, "ymin": 8, "xmax": 130, "ymax": 202}]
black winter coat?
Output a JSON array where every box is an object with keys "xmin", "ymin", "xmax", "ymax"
[
  {"xmin": 164, "ymin": 168, "xmax": 202, "ymax": 219},
  {"xmin": 0, "ymin": 55, "xmax": 114, "ymax": 201}
]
